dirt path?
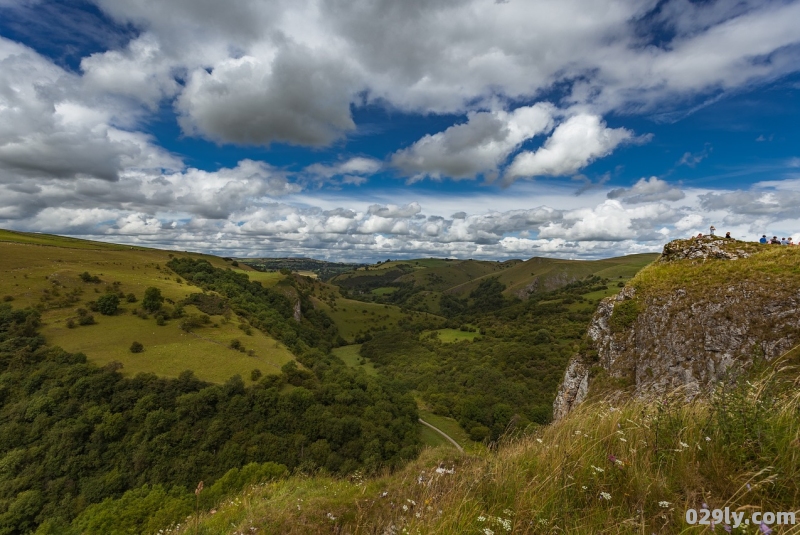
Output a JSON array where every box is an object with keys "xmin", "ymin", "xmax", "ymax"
[{"xmin": 418, "ymin": 418, "xmax": 464, "ymax": 453}]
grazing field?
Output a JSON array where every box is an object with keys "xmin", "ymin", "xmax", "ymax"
[
  {"xmin": 311, "ymin": 296, "xmax": 412, "ymax": 342},
  {"xmin": 331, "ymin": 344, "xmax": 377, "ymax": 376},
  {"xmin": 0, "ymin": 231, "xmax": 294, "ymax": 383}
]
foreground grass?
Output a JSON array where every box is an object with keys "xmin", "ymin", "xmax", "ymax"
[{"xmin": 179, "ymin": 354, "xmax": 800, "ymax": 534}]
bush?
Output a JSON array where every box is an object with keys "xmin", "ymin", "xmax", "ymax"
[
  {"xmin": 66, "ymin": 318, "xmax": 75, "ymax": 329},
  {"xmin": 2, "ymin": 295, "xmax": 13, "ymax": 302},
  {"xmin": 79, "ymin": 271, "xmax": 101, "ymax": 283},
  {"xmin": 608, "ymin": 298, "xmax": 640, "ymax": 333},
  {"xmin": 125, "ymin": 293, "xmax": 137, "ymax": 303},
  {"xmin": 156, "ymin": 316, "xmax": 166, "ymax": 326},
  {"xmin": 96, "ymin": 294, "xmax": 120, "ymax": 316},
  {"xmin": 250, "ymin": 369, "xmax": 262, "ymax": 381},
  {"xmin": 141, "ymin": 287, "xmax": 164, "ymax": 313},
  {"xmin": 229, "ymin": 339, "xmax": 243, "ymax": 351},
  {"xmin": 129, "ymin": 341, "xmax": 144, "ymax": 353}
]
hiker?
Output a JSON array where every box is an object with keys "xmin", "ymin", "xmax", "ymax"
[
  {"xmin": 781, "ymin": 237, "xmax": 789, "ymax": 245},
  {"xmin": 725, "ymin": 232, "xmax": 731, "ymax": 239},
  {"xmin": 760, "ymin": 235, "xmax": 768, "ymax": 244},
  {"xmin": 710, "ymin": 225, "xmax": 716, "ymax": 236},
  {"xmin": 771, "ymin": 236, "xmax": 780, "ymax": 244},
  {"xmin": 788, "ymin": 237, "xmax": 795, "ymax": 246}
]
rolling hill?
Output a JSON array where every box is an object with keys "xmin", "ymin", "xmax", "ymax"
[{"xmin": 0, "ymin": 229, "xmax": 295, "ymax": 384}]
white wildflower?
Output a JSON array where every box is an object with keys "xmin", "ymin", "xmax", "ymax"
[
  {"xmin": 482, "ymin": 529, "xmax": 494, "ymax": 535},
  {"xmin": 619, "ymin": 437, "xmax": 627, "ymax": 442},
  {"xmin": 659, "ymin": 501, "xmax": 671, "ymax": 508},
  {"xmin": 600, "ymin": 492, "xmax": 612, "ymax": 500},
  {"xmin": 705, "ymin": 436, "xmax": 711, "ymax": 442},
  {"xmin": 536, "ymin": 438, "xmax": 543, "ymax": 443},
  {"xmin": 402, "ymin": 504, "xmax": 408, "ymax": 511},
  {"xmin": 591, "ymin": 465, "xmax": 605, "ymax": 473},
  {"xmin": 477, "ymin": 515, "xmax": 486, "ymax": 522}
]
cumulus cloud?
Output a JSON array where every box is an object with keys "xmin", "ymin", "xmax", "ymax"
[
  {"xmin": 504, "ymin": 114, "xmax": 639, "ymax": 182},
  {"xmin": 81, "ymin": 33, "xmax": 181, "ymax": 109},
  {"xmin": 607, "ymin": 177, "xmax": 685, "ymax": 203},
  {"xmin": 176, "ymin": 45, "xmax": 360, "ymax": 147},
  {"xmin": 0, "ymin": 37, "xmax": 180, "ymax": 181},
  {"xmin": 304, "ymin": 157, "xmax": 382, "ymax": 186},
  {"xmin": 72, "ymin": 0, "xmax": 800, "ymax": 148},
  {"xmin": 391, "ymin": 103, "xmax": 555, "ymax": 181}
]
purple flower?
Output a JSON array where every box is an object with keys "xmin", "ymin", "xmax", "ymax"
[
  {"xmin": 723, "ymin": 525, "xmax": 731, "ymax": 533},
  {"xmin": 702, "ymin": 503, "xmax": 708, "ymax": 509},
  {"xmin": 746, "ymin": 483, "xmax": 752, "ymax": 491},
  {"xmin": 760, "ymin": 523, "xmax": 772, "ymax": 534},
  {"xmin": 608, "ymin": 455, "xmax": 617, "ymax": 463}
]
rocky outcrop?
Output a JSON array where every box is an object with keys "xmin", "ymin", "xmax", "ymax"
[
  {"xmin": 554, "ymin": 238, "xmax": 800, "ymax": 419},
  {"xmin": 659, "ymin": 236, "xmax": 750, "ymax": 262},
  {"xmin": 293, "ymin": 300, "xmax": 302, "ymax": 322}
]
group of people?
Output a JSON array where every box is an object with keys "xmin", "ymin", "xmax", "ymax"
[
  {"xmin": 691, "ymin": 226, "xmax": 796, "ymax": 245},
  {"xmin": 760, "ymin": 235, "xmax": 795, "ymax": 245}
]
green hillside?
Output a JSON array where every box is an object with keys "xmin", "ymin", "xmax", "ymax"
[{"xmin": 0, "ymin": 231, "xmax": 296, "ymax": 384}]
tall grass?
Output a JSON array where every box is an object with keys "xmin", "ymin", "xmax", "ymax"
[{"xmin": 177, "ymin": 348, "xmax": 800, "ymax": 534}]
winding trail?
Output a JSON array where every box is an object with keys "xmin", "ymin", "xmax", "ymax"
[{"xmin": 418, "ymin": 418, "xmax": 464, "ymax": 453}]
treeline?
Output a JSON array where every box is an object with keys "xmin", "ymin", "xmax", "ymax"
[
  {"xmin": 360, "ymin": 277, "xmax": 608, "ymax": 441},
  {"xmin": 167, "ymin": 257, "xmax": 338, "ymax": 353},
  {"xmin": 0, "ymin": 304, "xmax": 419, "ymax": 533}
]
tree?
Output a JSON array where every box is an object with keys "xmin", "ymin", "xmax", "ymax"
[
  {"xmin": 142, "ymin": 287, "xmax": 164, "ymax": 312},
  {"xmin": 96, "ymin": 294, "xmax": 120, "ymax": 316},
  {"xmin": 130, "ymin": 341, "xmax": 144, "ymax": 353}
]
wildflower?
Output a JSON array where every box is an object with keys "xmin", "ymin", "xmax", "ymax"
[
  {"xmin": 582, "ymin": 486, "xmax": 588, "ymax": 490},
  {"xmin": 679, "ymin": 441, "xmax": 689, "ymax": 449},
  {"xmin": 591, "ymin": 465, "xmax": 604, "ymax": 473},
  {"xmin": 702, "ymin": 503, "xmax": 708, "ymax": 509},
  {"xmin": 477, "ymin": 516, "xmax": 486, "ymax": 522},
  {"xmin": 608, "ymin": 455, "xmax": 617, "ymax": 463},
  {"xmin": 503, "ymin": 509, "xmax": 514, "ymax": 516},
  {"xmin": 326, "ymin": 512, "xmax": 336, "ymax": 521},
  {"xmin": 536, "ymin": 438, "xmax": 543, "ymax": 443},
  {"xmin": 658, "ymin": 501, "xmax": 671, "ymax": 508},
  {"xmin": 705, "ymin": 436, "xmax": 711, "ymax": 442},
  {"xmin": 600, "ymin": 492, "xmax": 612, "ymax": 500},
  {"xmin": 482, "ymin": 529, "xmax": 494, "ymax": 535},
  {"xmin": 746, "ymin": 483, "xmax": 752, "ymax": 491},
  {"xmin": 760, "ymin": 523, "xmax": 773, "ymax": 534},
  {"xmin": 381, "ymin": 491, "xmax": 389, "ymax": 498},
  {"xmin": 415, "ymin": 512, "xmax": 421, "ymax": 518},
  {"xmin": 619, "ymin": 437, "xmax": 627, "ymax": 442},
  {"xmin": 402, "ymin": 504, "xmax": 408, "ymax": 511},
  {"xmin": 435, "ymin": 466, "xmax": 454, "ymax": 475},
  {"xmin": 723, "ymin": 525, "xmax": 732, "ymax": 533}
]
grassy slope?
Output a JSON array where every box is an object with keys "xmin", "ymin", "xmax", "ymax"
[
  {"xmin": 182, "ymin": 356, "xmax": 800, "ymax": 534},
  {"xmin": 0, "ymin": 230, "xmax": 294, "ymax": 384},
  {"xmin": 447, "ymin": 253, "xmax": 659, "ymax": 298}
]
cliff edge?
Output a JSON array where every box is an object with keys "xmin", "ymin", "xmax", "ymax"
[{"xmin": 554, "ymin": 236, "xmax": 800, "ymax": 419}]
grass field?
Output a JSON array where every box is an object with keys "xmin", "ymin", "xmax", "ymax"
[
  {"xmin": 418, "ymin": 423, "xmax": 450, "ymax": 447},
  {"xmin": 331, "ymin": 344, "xmax": 377, "ymax": 376},
  {"xmin": 0, "ymin": 230, "xmax": 295, "ymax": 383},
  {"xmin": 371, "ymin": 286, "xmax": 397, "ymax": 296},
  {"xmin": 422, "ymin": 328, "xmax": 478, "ymax": 343},
  {"xmin": 417, "ymin": 410, "xmax": 473, "ymax": 448},
  {"xmin": 312, "ymin": 296, "xmax": 410, "ymax": 342}
]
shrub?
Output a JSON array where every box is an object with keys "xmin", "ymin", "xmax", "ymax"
[
  {"xmin": 156, "ymin": 316, "xmax": 166, "ymax": 326},
  {"xmin": 250, "ymin": 369, "xmax": 262, "ymax": 381},
  {"xmin": 2, "ymin": 295, "xmax": 13, "ymax": 302},
  {"xmin": 125, "ymin": 293, "xmax": 137, "ymax": 303},
  {"xmin": 229, "ymin": 339, "xmax": 243, "ymax": 351},
  {"xmin": 141, "ymin": 287, "xmax": 164, "ymax": 312},
  {"xmin": 66, "ymin": 318, "xmax": 75, "ymax": 329},
  {"xmin": 96, "ymin": 294, "xmax": 120, "ymax": 316},
  {"xmin": 79, "ymin": 271, "xmax": 101, "ymax": 283},
  {"xmin": 129, "ymin": 341, "xmax": 144, "ymax": 353},
  {"xmin": 78, "ymin": 314, "xmax": 95, "ymax": 326}
]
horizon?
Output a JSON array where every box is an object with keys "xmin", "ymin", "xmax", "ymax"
[{"xmin": 1, "ymin": 1, "xmax": 799, "ymax": 261}]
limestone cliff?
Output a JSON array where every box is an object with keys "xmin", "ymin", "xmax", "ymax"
[{"xmin": 554, "ymin": 237, "xmax": 800, "ymax": 420}]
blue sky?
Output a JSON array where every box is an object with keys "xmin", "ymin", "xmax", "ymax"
[{"xmin": 1, "ymin": 0, "xmax": 799, "ymax": 261}]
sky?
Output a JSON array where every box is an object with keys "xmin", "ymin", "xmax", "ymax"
[{"xmin": 1, "ymin": 0, "xmax": 799, "ymax": 261}]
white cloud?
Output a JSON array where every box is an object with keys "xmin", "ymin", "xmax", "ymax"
[
  {"xmin": 304, "ymin": 157, "xmax": 382, "ymax": 185},
  {"xmin": 505, "ymin": 114, "xmax": 639, "ymax": 182},
  {"xmin": 175, "ymin": 46, "xmax": 360, "ymax": 147},
  {"xmin": 391, "ymin": 103, "xmax": 555, "ymax": 181},
  {"xmin": 607, "ymin": 177, "xmax": 685, "ymax": 203}
]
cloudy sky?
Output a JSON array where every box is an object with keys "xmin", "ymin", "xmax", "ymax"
[{"xmin": 1, "ymin": 0, "xmax": 799, "ymax": 261}]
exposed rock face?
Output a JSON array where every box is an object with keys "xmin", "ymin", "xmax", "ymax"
[
  {"xmin": 293, "ymin": 300, "xmax": 302, "ymax": 322},
  {"xmin": 554, "ymin": 239, "xmax": 800, "ymax": 420}
]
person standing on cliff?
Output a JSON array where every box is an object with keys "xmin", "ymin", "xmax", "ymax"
[{"xmin": 710, "ymin": 225, "xmax": 716, "ymax": 236}]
